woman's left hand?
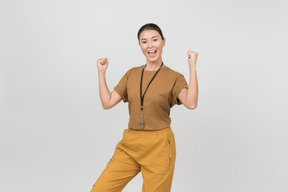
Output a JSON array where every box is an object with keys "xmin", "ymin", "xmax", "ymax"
[{"xmin": 187, "ymin": 49, "xmax": 198, "ymax": 68}]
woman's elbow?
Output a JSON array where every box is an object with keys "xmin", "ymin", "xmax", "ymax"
[
  {"xmin": 102, "ymin": 103, "xmax": 112, "ymax": 109},
  {"xmin": 187, "ymin": 104, "xmax": 197, "ymax": 110}
]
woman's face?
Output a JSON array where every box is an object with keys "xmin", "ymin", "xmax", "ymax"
[{"xmin": 139, "ymin": 29, "xmax": 166, "ymax": 63}]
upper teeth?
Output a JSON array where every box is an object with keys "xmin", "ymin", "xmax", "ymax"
[{"xmin": 148, "ymin": 51, "xmax": 156, "ymax": 53}]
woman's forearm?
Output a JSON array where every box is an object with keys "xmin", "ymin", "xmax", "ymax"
[
  {"xmin": 186, "ymin": 66, "xmax": 198, "ymax": 109},
  {"xmin": 98, "ymin": 70, "xmax": 111, "ymax": 109}
]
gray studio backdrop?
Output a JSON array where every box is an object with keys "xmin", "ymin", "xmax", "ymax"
[{"xmin": 1, "ymin": 0, "xmax": 287, "ymax": 192}]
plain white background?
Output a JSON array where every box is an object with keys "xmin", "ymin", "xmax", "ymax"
[{"xmin": 1, "ymin": 0, "xmax": 287, "ymax": 191}]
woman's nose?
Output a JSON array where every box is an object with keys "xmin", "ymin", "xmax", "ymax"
[{"xmin": 148, "ymin": 41, "xmax": 153, "ymax": 48}]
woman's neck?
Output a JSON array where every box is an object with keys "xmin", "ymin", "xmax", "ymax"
[{"xmin": 145, "ymin": 59, "xmax": 163, "ymax": 71}]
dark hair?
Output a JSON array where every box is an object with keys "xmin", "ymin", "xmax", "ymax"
[{"xmin": 137, "ymin": 23, "xmax": 165, "ymax": 41}]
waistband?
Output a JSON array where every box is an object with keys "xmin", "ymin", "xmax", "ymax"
[{"xmin": 126, "ymin": 127, "xmax": 172, "ymax": 135}]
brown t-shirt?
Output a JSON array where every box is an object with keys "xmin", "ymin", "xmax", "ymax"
[{"xmin": 114, "ymin": 65, "xmax": 188, "ymax": 130}]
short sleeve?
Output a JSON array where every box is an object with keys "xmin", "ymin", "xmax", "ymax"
[
  {"xmin": 172, "ymin": 74, "xmax": 188, "ymax": 106},
  {"xmin": 114, "ymin": 69, "xmax": 130, "ymax": 103}
]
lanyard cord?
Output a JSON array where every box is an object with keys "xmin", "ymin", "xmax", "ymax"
[{"xmin": 140, "ymin": 62, "xmax": 164, "ymax": 108}]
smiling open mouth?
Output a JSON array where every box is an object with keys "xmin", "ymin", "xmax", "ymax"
[{"xmin": 148, "ymin": 50, "xmax": 157, "ymax": 57}]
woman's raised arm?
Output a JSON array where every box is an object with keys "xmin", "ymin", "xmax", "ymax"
[
  {"xmin": 178, "ymin": 50, "xmax": 199, "ymax": 110},
  {"xmin": 97, "ymin": 58, "xmax": 122, "ymax": 109}
]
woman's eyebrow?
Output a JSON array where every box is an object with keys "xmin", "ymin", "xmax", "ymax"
[{"xmin": 140, "ymin": 36, "xmax": 159, "ymax": 40}]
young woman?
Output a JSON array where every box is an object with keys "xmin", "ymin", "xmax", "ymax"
[{"xmin": 91, "ymin": 23, "xmax": 199, "ymax": 192}]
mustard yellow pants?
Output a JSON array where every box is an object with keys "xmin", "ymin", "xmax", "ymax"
[{"xmin": 90, "ymin": 127, "xmax": 176, "ymax": 192}]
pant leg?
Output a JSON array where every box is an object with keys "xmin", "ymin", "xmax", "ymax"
[
  {"xmin": 140, "ymin": 129, "xmax": 176, "ymax": 192},
  {"xmin": 90, "ymin": 140, "xmax": 140, "ymax": 192}
]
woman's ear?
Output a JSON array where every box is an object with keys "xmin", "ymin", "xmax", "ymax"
[{"xmin": 163, "ymin": 38, "xmax": 166, "ymax": 47}]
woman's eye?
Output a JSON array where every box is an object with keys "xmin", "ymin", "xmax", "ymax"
[
  {"xmin": 142, "ymin": 41, "xmax": 147, "ymax": 44},
  {"xmin": 153, "ymin": 39, "xmax": 158, "ymax": 41}
]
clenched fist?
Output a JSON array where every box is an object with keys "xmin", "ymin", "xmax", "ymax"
[
  {"xmin": 97, "ymin": 58, "xmax": 109, "ymax": 72},
  {"xmin": 187, "ymin": 49, "xmax": 198, "ymax": 67}
]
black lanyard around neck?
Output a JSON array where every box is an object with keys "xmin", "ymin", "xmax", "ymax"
[
  {"xmin": 139, "ymin": 62, "xmax": 163, "ymax": 128},
  {"xmin": 140, "ymin": 62, "xmax": 163, "ymax": 109}
]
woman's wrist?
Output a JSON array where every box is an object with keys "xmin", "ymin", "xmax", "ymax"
[
  {"xmin": 98, "ymin": 69, "xmax": 106, "ymax": 75},
  {"xmin": 189, "ymin": 64, "xmax": 197, "ymax": 70}
]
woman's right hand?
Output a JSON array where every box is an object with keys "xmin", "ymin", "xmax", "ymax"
[{"xmin": 97, "ymin": 58, "xmax": 109, "ymax": 72}]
